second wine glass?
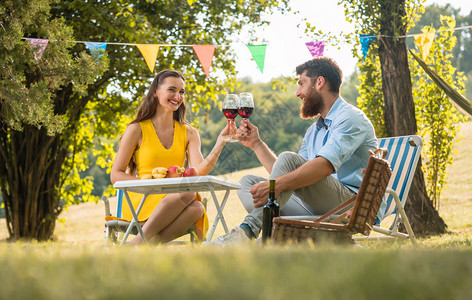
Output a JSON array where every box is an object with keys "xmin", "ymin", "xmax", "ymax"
[{"xmin": 238, "ymin": 92, "xmax": 254, "ymax": 121}]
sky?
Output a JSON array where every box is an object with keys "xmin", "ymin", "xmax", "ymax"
[{"xmin": 234, "ymin": 0, "xmax": 472, "ymax": 82}]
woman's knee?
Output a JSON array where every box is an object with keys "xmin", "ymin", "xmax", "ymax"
[
  {"xmin": 188, "ymin": 200, "xmax": 204, "ymax": 220},
  {"xmin": 177, "ymin": 192, "xmax": 197, "ymax": 205}
]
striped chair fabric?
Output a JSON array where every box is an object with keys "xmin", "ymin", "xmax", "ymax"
[
  {"xmin": 380, "ymin": 135, "xmax": 422, "ymax": 219},
  {"xmin": 356, "ymin": 135, "xmax": 422, "ymax": 246}
]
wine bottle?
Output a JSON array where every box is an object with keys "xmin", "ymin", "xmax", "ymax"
[{"xmin": 261, "ymin": 179, "xmax": 280, "ymax": 244}]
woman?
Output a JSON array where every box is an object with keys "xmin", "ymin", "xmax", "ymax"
[{"xmin": 110, "ymin": 69, "xmax": 230, "ymax": 245}]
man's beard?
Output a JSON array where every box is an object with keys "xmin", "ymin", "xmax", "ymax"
[{"xmin": 300, "ymin": 89, "xmax": 323, "ymax": 119}]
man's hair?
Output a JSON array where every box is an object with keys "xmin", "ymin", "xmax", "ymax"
[{"xmin": 296, "ymin": 57, "xmax": 343, "ymax": 93}]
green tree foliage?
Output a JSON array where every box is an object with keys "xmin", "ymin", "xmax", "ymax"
[
  {"xmin": 356, "ymin": 52, "xmax": 386, "ymax": 138},
  {"xmin": 0, "ymin": 0, "xmax": 290, "ymax": 240},
  {"xmin": 340, "ymin": 70, "xmax": 360, "ymax": 107},
  {"xmin": 0, "ymin": 0, "xmax": 109, "ymax": 239},
  {"xmin": 408, "ymin": 4, "xmax": 472, "ymax": 99},
  {"xmin": 411, "ymin": 16, "xmax": 467, "ymax": 208}
]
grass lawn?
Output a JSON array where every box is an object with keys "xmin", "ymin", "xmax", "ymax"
[{"xmin": 0, "ymin": 122, "xmax": 471, "ymax": 299}]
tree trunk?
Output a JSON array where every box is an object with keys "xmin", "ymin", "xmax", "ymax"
[
  {"xmin": 378, "ymin": 0, "xmax": 446, "ymax": 236},
  {"xmin": 0, "ymin": 124, "xmax": 66, "ymax": 241}
]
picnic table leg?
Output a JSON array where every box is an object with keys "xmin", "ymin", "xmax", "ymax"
[
  {"xmin": 120, "ymin": 191, "xmax": 148, "ymax": 246},
  {"xmin": 206, "ymin": 188, "xmax": 230, "ymax": 241}
]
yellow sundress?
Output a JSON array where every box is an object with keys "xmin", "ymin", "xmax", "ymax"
[{"xmin": 121, "ymin": 119, "xmax": 208, "ymax": 240}]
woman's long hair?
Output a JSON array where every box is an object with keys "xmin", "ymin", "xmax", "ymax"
[
  {"xmin": 130, "ymin": 69, "xmax": 187, "ymax": 124},
  {"xmin": 126, "ymin": 70, "xmax": 186, "ymax": 175}
]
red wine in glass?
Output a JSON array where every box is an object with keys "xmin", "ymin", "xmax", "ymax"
[
  {"xmin": 223, "ymin": 108, "xmax": 239, "ymax": 119},
  {"xmin": 238, "ymin": 107, "xmax": 254, "ymax": 119},
  {"xmin": 238, "ymin": 92, "xmax": 254, "ymax": 121}
]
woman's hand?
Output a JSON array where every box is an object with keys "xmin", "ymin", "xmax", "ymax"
[{"xmin": 216, "ymin": 120, "xmax": 236, "ymax": 145}]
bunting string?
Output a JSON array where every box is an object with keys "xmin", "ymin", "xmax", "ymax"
[
  {"xmin": 358, "ymin": 24, "xmax": 472, "ymax": 39},
  {"xmin": 21, "ymin": 23, "xmax": 472, "ymax": 77},
  {"xmin": 69, "ymin": 40, "xmax": 230, "ymax": 47}
]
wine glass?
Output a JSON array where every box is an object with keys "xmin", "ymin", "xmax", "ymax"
[
  {"xmin": 238, "ymin": 92, "xmax": 254, "ymax": 121},
  {"xmin": 222, "ymin": 94, "xmax": 239, "ymax": 142}
]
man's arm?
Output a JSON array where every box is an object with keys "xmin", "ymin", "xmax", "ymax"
[
  {"xmin": 250, "ymin": 139, "xmax": 277, "ymax": 174},
  {"xmin": 237, "ymin": 120, "xmax": 277, "ymax": 173}
]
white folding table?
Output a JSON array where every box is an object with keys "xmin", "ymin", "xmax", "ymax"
[{"xmin": 113, "ymin": 175, "xmax": 241, "ymax": 245}]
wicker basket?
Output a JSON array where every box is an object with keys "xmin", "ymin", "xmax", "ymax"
[{"xmin": 271, "ymin": 149, "xmax": 392, "ymax": 245}]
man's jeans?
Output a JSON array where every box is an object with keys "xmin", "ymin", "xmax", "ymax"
[{"xmin": 238, "ymin": 151, "xmax": 355, "ymax": 237}]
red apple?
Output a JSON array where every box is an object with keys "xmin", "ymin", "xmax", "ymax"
[
  {"xmin": 183, "ymin": 167, "xmax": 199, "ymax": 177},
  {"xmin": 167, "ymin": 165, "xmax": 184, "ymax": 178}
]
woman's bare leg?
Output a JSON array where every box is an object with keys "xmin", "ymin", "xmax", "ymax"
[
  {"xmin": 128, "ymin": 192, "xmax": 196, "ymax": 245},
  {"xmin": 148, "ymin": 200, "xmax": 204, "ymax": 244}
]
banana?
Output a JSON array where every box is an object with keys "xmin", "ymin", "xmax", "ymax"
[
  {"xmin": 152, "ymin": 173, "xmax": 166, "ymax": 179},
  {"xmin": 141, "ymin": 174, "xmax": 153, "ymax": 180},
  {"xmin": 152, "ymin": 167, "xmax": 168, "ymax": 176}
]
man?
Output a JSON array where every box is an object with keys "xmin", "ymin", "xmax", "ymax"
[{"xmin": 212, "ymin": 57, "xmax": 378, "ymax": 245}]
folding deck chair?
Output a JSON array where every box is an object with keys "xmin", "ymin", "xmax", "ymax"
[
  {"xmin": 353, "ymin": 135, "xmax": 422, "ymax": 246},
  {"xmin": 101, "ymin": 189, "xmax": 206, "ymax": 245},
  {"xmin": 272, "ymin": 135, "xmax": 422, "ymax": 246}
]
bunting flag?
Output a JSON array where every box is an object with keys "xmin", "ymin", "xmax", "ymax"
[
  {"xmin": 246, "ymin": 44, "xmax": 267, "ymax": 73},
  {"xmin": 27, "ymin": 38, "xmax": 49, "ymax": 60},
  {"xmin": 359, "ymin": 34, "xmax": 377, "ymax": 59},
  {"xmin": 305, "ymin": 41, "xmax": 325, "ymax": 58},
  {"xmin": 414, "ymin": 30, "xmax": 436, "ymax": 62},
  {"xmin": 192, "ymin": 45, "xmax": 215, "ymax": 78},
  {"xmin": 136, "ymin": 44, "xmax": 160, "ymax": 73},
  {"xmin": 187, "ymin": 0, "xmax": 197, "ymax": 5},
  {"xmin": 84, "ymin": 42, "xmax": 107, "ymax": 59}
]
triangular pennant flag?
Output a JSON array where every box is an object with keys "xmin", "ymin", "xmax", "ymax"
[
  {"xmin": 359, "ymin": 34, "xmax": 377, "ymax": 59},
  {"xmin": 246, "ymin": 44, "xmax": 267, "ymax": 73},
  {"xmin": 192, "ymin": 45, "xmax": 215, "ymax": 78},
  {"xmin": 414, "ymin": 30, "xmax": 436, "ymax": 63},
  {"xmin": 305, "ymin": 41, "xmax": 325, "ymax": 58},
  {"xmin": 187, "ymin": 0, "xmax": 196, "ymax": 5},
  {"xmin": 136, "ymin": 44, "xmax": 160, "ymax": 73},
  {"xmin": 27, "ymin": 38, "xmax": 49, "ymax": 60},
  {"xmin": 84, "ymin": 42, "xmax": 107, "ymax": 59}
]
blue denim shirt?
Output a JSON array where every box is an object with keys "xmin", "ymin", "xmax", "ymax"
[{"xmin": 298, "ymin": 97, "xmax": 378, "ymax": 193}]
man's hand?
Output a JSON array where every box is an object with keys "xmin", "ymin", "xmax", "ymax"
[
  {"xmin": 237, "ymin": 119, "xmax": 261, "ymax": 150},
  {"xmin": 250, "ymin": 180, "xmax": 270, "ymax": 207}
]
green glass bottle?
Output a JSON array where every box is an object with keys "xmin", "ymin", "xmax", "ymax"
[{"xmin": 261, "ymin": 179, "xmax": 280, "ymax": 244}]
